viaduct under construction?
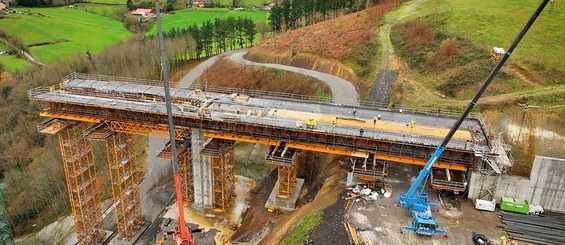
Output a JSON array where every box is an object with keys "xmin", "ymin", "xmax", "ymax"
[{"xmin": 28, "ymin": 73, "xmax": 511, "ymax": 243}]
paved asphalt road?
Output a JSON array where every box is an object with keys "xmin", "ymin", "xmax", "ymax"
[{"xmin": 176, "ymin": 49, "xmax": 359, "ymax": 105}]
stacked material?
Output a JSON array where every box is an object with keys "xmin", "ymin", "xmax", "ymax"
[{"xmin": 500, "ymin": 211, "xmax": 565, "ymax": 245}]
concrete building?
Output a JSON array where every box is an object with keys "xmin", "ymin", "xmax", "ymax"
[{"xmin": 469, "ymin": 155, "xmax": 565, "ymax": 213}]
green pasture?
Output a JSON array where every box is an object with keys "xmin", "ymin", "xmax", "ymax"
[
  {"xmin": 147, "ymin": 8, "xmax": 269, "ymax": 35},
  {"xmin": 213, "ymin": 0, "xmax": 271, "ymax": 7},
  {"xmin": 411, "ymin": 0, "xmax": 564, "ymax": 75},
  {"xmin": 0, "ymin": 7, "xmax": 131, "ymax": 63}
]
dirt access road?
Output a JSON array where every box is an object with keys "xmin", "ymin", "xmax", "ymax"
[
  {"xmin": 369, "ymin": 0, "xmax": 426, "ymax": 104},
  {"xmin": 176, "ymin": 49, "xmax": 359, "ymax": 105}
]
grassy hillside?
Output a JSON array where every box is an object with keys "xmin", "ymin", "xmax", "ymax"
[
  {"xmin": 83, "ymin": 0, "xmax": 126, "ymax": 3},
  {"xmin": 147, "ymin": 8, "xmax": 269, "ymax": 35},
  {"xmin": 247, "ymin": 0, "xmax": 405, "ymax": 96},
  {"xmin": 0, "ymin": 43, "xmax": 31, "ymax": 73},
  {"xmin": 0, "ymin": 55, "xmax": 32, "ymax": 73},
  {"xmin": 389, "ymin": 0, "xmax": 564, "ymax": 108},
  {"xmin": 213, "ymin": 0, "xmax": 271, "ymax": 7},
  {"xmin": 412, "ymin": 0, "xmax": 564, "ymax": 79},
  {"xmin": 0, "ymin": 7, "xmax": 131, "ymax": 63}
]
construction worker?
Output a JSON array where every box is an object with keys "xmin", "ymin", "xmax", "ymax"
[
  {"xmin": 524, "ymin": 103, "xmax": 529, "ymax": 112},
  {"xmin": 373, "ymin": 117, "xmax": 377, "ymax": 126},
  {"xmin": 377, "ymin": 114, "xmax": 381, "ymax": 120},
  {"xmin": 410, "ymin": 119, "xmax": 416, "ymax": 128},
  {"xmin": 236, "ymin": 107, "xmax": 241, "ymax": 114},
  {"xmin": 359, "ymin": 128, "xmax": 364, "ymax": 136},
  {"xmin": 353, "ymin": 107, "xmax": 357, "ymax": 117}
]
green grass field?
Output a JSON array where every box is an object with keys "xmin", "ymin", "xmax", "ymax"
[
  {"xmin": 411, "ymin": 0, "xmax": 564, "ymax": 77},
  {"xmin": 0, "ymin": 43, "xmax": 32, "ymax": 73},
  {"xmin": 82, "ymin": 0, "xmax": 125, "ymax": 4},
  {"xmin": 0, "ymin": 7, "xmax": 131, "ymax": 63},
  {"xmin": 0, "ymin": 55, "xmax": 32, "ymax": 73},
  {"xmin": 213, "ymin": 0, "xmax": 271, "ymax": 7},
  {"xmin": 147, "ymin": 8, "xmax": 269, "ymax": 36}
]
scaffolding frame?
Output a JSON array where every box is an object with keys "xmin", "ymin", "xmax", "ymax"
[
  {"xmin": 201, "ymin": 139, "xmax": 235, "ymax": 212},
  {"xmin": 105, "ymin": 133, "xmax": 143, "ymax": 239},
  {"xmin": 57, "ymin": 123, "xmax": 103, "ymax": 244},
  {"xmin": 159, "ymin": 138, "xmax": 193, "ymax": 204},
  {"xmin": 266, "ymin": 145, "xmax": 299, "ymax": 198},
  {"xmin": 351, "ymin": 155, "xmax": 386, "ymax": 184}
]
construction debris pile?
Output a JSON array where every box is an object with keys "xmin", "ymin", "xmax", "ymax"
[
  {"xmin": 342, "ymin": 184, "xmax": 393, "ymax": 245},
  {"xmin": 500, "ymin": 211, "xmax": 565, "ymax": 245},
  {"xmin": 345, "ymin": 184, "xmax": 392, "ymax": 208}
]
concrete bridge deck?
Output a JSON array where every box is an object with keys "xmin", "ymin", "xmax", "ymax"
[{"xmin": 29, "ymin": 75, "xmax": 492, "ymax": 170}]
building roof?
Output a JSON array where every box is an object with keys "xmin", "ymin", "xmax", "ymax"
[{"xmin": 131, "ymin": 8, "xmax": 155, "ymax": 15}]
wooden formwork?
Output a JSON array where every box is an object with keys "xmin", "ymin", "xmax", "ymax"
[
  {"xmin": 57, "ymin": 123, "xmax": 104, "ymax": 244},
  {"xmin": 105, "ymin": 133, "xmax": 143, "ymax": 239}
]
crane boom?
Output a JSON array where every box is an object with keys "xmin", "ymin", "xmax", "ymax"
[
  {"xmin": 398, "ymin": 0, "xmax": 551, "ymax": 236},
  {"xmin": 154, "ymin": 0, "xmax": 193, "ymax": 244}
]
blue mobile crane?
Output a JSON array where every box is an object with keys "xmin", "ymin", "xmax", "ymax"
[{"xmin": 398, "ymin": 0, "xmax": 551, "ymax": 236}]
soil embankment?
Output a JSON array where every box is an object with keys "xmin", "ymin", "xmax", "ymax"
[
  {"xmin": 195, "ymin": 56, "xmax": 331, "ymax": 97},
  {"xmin": 245, "ymin": 48, "xmax": 358, "ymax": 83},
  {"xmin": 246, "ymin": 0, "xmax": 405, "ymax": 97}
]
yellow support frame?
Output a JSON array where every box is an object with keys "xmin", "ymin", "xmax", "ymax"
[
  {"xmin": 57, "ymin": 124, "xmax": 103, "ymax": 244},
  {"xmin": 210, "ymin": 146, "xmax": 235, "ymax": 212},
  {"xmin": 105, "ymin": 133, "xmax": 143, "ymax": 239}
]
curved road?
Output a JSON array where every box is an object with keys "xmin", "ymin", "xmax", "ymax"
[{"xmin": 177, "ymin": 49, "xmax": 359, "ymax": 106}]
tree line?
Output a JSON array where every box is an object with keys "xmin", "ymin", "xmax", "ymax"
[
  {"xmin": 152, "ymin": 16, "xmax": 257, "ymax": 60},
  {"xmin": 269, "ymin": 0, "xmax": 381, "ymax": 32}
]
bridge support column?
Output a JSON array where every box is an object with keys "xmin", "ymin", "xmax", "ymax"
[
  {"xmin": 191, "ymin": 130, "xmax": 212, "ymax": 208},
  {"xmin": 265, "ymin": 145, "xmax": 304, "ymax": 211},
  {"xmin": 201, "ymin": 139, "xmax": 235, "ymax": 212},
  {"xmin": 57, "ymin": 123, "xmax": 104, "ymax": 244},
  {"xmin": 104, "ymin": 133, "xmax": 144, "ymax": 239}
]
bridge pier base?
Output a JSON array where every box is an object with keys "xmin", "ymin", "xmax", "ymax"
[
  {"xmin": 265, "ymin": 145, "xmax": 304, "ymax": 211},
  {"xmin": 191, "ymin": 130, "xmax": 213, "ymax": 209}
]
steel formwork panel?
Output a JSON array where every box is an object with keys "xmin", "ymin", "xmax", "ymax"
[
  {"xmin": 56, "ymin": 123, "xmax": 103, "ymax": 244},
  {"xmin": 105, "ymin": 133, "xmax": 143, "ymax": 239}
]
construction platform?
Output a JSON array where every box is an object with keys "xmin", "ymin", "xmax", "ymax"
[{"xmin": 28, "ymin": 73, "xmax": 505, "ymax": 172}]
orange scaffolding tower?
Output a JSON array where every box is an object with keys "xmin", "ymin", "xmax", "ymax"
[
  {"xmin": 265, "ymin": 145, "xmax": 299, "ymax": 198},
  {"xmin": 105, "ymin": 132, "xmax": 143, "ymax": 239},
  {"xmin": 56, "ymin": 123, "xmax": 104, "ymax": 244},
  {"xmin": 158, "ymin": 138, "xmax": 193, "ymax": 204},
  {"xmin": 201, "ymin": 139, "xmax": 235, "ymax": 212}
]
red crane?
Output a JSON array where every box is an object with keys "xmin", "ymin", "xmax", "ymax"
[{"xmin": 154, "ymin": 0, "xmax": 193, "ymax": 244}]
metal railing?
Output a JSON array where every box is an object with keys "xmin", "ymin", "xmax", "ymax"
[
  {"xmin": 30, "ymin": 73, "xmax": 484, "ymax": 119},
  {"xmin": 64, "ymin": 72, "xmax": 161, "ymax": 86},
  {"xmin": 191, "ymin": 83, "xmax": 481, "ymax": 119}
]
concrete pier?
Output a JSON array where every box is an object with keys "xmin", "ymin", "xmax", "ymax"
[
  {"xmin": 468, "ymin": 156, "xmax": 565, "ymax": 212},
  {"xmin": 191, "ymin": 130, "xmax": 212, "ymax": 208},
  {"xmin": 265, "ymin": 178, "xmax": 305, "ymax": 212}
]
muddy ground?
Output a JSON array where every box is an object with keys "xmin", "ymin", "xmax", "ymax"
[{"xmin": 347, "ymin": 163, "xmax": 507, "ymax": 245}]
